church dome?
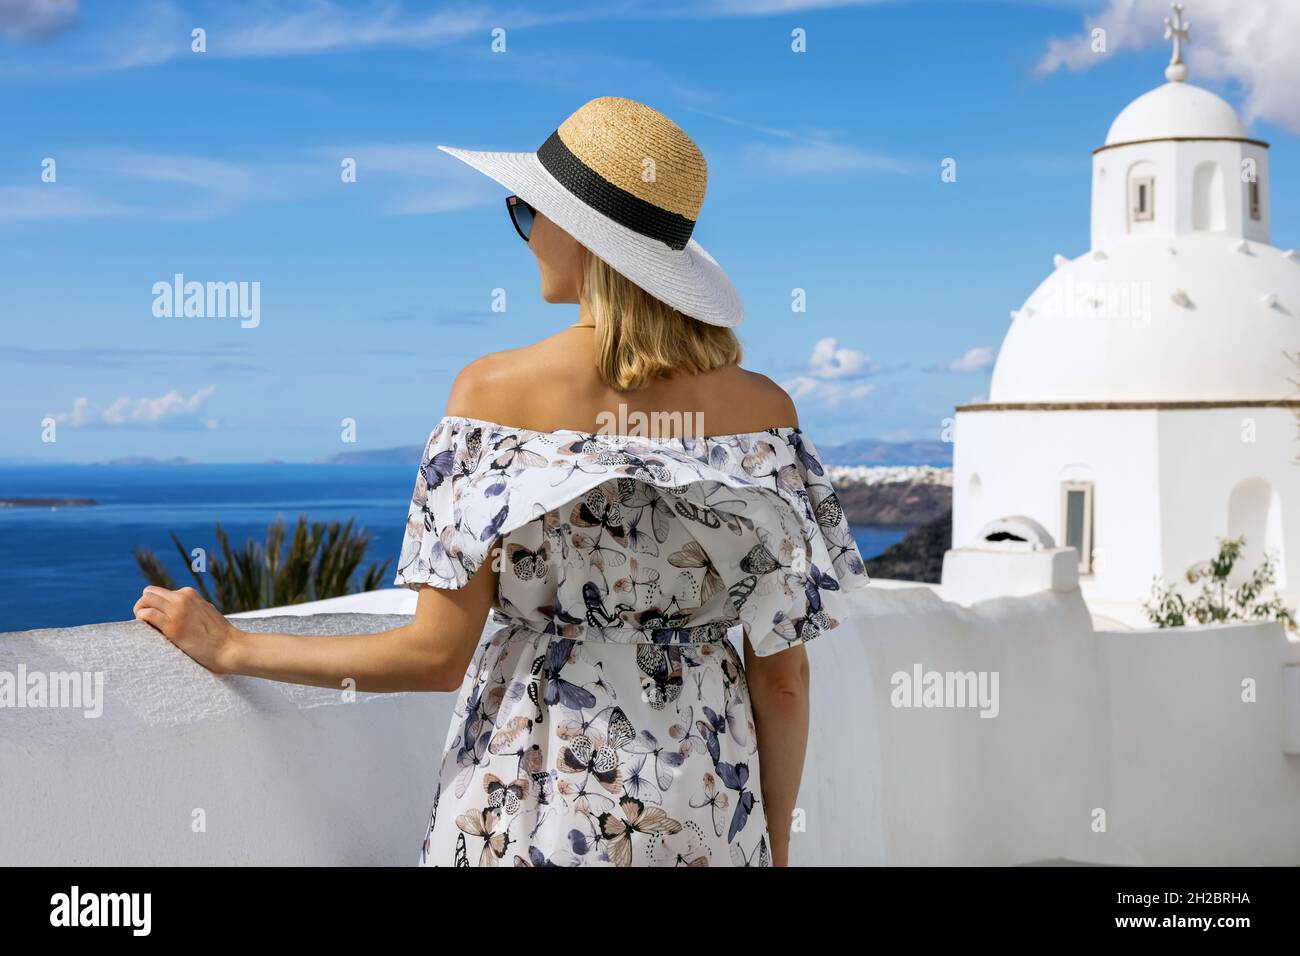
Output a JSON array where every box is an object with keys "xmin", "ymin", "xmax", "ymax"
[
  {"xmin": 1105, "ymin": 81, "xmax": 1248, "ymax": 146},
  {"xmin": 989, "ymin": 9, "xmax": 1291, "ymax": 406},
  {"xmin": 989, "ymin": 235, "xmax": 1300, "ymax": 403}
]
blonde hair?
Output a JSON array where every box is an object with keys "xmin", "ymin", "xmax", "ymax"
[{"xmin": 581, "ymin": 252, "xmax": 741, "ymax": 391}]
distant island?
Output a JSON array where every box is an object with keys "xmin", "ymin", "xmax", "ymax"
[
  {"xmin": 819, "ymin": 438, "xmax": 951, "ymax": 468},
  {"xmin": 317, "ymin": 446, "xmax": 423, "ymax": 466},
  {"xmin": 100, "ymin": 456, "xmax": 199, "ymax": 466},
  {"xmin": 315, "ymin": 437, "xmax": 952, "ymax": 468},
  {"xmin": 0, "ymin": 437, "xmax": 951, "ymax": 472},
  {"xmin": 0, "ymin": 498, "xmax": 96, "ymax": 508}
]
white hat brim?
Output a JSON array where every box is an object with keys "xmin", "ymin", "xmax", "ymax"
[{"xmin": 438, "ymin": 145, "xmax": 743, "ymax": 328}]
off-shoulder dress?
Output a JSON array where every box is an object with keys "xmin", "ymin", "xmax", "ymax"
[{"xmin": 395, "ymin": 416, "xmax": 869, "ymax": 867}]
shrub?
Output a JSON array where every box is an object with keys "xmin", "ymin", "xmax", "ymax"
[
  {"xmin": 134, "ymin": 515, "xmax": 391, "ymax": 614},
  {"xmin": 1144, "ymin": 536, "xmax": 1295, "ymax": 631}
]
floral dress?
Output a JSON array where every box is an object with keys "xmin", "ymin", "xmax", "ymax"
[{"xmin": 394, "ymin": 416, "xmax": 869, "ymax": 867}]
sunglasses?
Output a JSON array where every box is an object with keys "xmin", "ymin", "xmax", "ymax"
[{"xmin": 506, "ymin": 195, "xmax": 536, "ymax": 243}]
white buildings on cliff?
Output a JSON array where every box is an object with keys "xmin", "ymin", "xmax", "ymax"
[{"xmin": 952, "ymin": 9, "xmax": 1300, "ymax": 628}]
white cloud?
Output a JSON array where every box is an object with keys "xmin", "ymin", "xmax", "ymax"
[
  {"xmin": 943, "ymin": 346, "xmax": 995, "ymax": 372},
  {"xmin": 51, "ymin": 386, "xmax": 217, "ymax": 428},
  {"xmin": 217, "ymin": 4, "xmax": 503, "ymax": 59},
  {"xmin": 1036, "ymin": 0, "xmax": 1300, "ymax": 133},
  {"xmin": 685, "ymin": 107, "xmax": 912, "ymax": 180},
  {"xmin": 743, "ymin": 141, "xmax": 914, "ymax": 176},
  {"xmin": 0, "ymin": 185, "xmax": 128, "ymax": 220},
  {"xmin": 393, "ymin": 188, "xmax": 492, "ymax": 215},
  {"xmin": 809, "ymin": 336, "xmax": 874, "ymax": 379},
  {"xmin": 327, "ymin": 144, "xmax": 500, "ymax": 215},
  {"xmin": 678, "ymin": 106, "xmax": 800, "ymax": 141},
  {"xmin": 0, "ymin": 150, "xmax": 267, "ymax": 222},
  {"xmin": 333, "ymin": 145, "xmax": 450, "ymax": 178},
  {"xmin": 785, "ymin": 375, "xmax": 876, "ymax": 405},
  {"xmin": 0, "ymin": 145, "xmax": 490, "ymax": 222},
  {"xmin": 8, "ymin": 1, "xmax": 885, "ymax": 77},
  {"xmin": 104, "ymin": 151, "xmax": 256, "ymax": 194},
  {"xmin": 11, "ymin": 1, "xmax": 568, "ymax": 74},
  {"xmin": 784, "ymin": 336, "xmax": 878, "ymax": 404}
]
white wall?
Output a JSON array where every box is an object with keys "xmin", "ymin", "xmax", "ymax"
[
  {"xmin": 0, "ymin": 612, "xmax": 452, "ymax": 866},
  {"xmin": 953, "ymin": 408, "xmax": 1162, "ymax": 606},
  {"xmin": 4, "ymin": 577, "xmax": 1299, "ymax": 866},
  {"xmin": 954, "ymin": 407, "xmax": 1300, "ymax": 622},
  {"xmin": 796, "ymin": 583, "xmax": 1119, "ymax": 866},
  {"xmin": 1157, "ymin": 407, "xmax": 1300, "ymax": 609},
  {"xmin": 798, "ymin": 570, "xmax": 1300, "ymax": 865},
  {"xmin": 1098, "ymin": 621, "xmax": 1300, "ymax": 865}
]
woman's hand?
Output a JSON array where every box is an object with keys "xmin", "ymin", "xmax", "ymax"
[{"xmin": 133, "ymin": 586, "xmax": 241, "ymax": 674}]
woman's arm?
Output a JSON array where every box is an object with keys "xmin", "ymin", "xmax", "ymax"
[
  {"xmin": 132, "ymin": 560, "xmax": 499, "ymax": 693},
  {"xmin": 133, "ymin": 360, "xmax": 517, "ymax": 693},
  {"xmin": 744, "ymin": 639, "xmax": 810, "ymax": 867}
]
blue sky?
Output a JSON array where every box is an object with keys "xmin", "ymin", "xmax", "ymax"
[{"xmin": 2, "ymin": 0, "xmax": 1297, "ymax": 462}]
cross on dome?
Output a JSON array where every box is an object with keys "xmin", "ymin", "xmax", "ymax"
[{"xmin": 1164, "ymin": 2, "xmax": 1190, "ymax": 82}]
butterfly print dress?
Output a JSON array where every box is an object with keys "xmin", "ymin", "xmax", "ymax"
[{"xmin": 395, "ymin": 416, "xmax": 869, "ymax": 867}]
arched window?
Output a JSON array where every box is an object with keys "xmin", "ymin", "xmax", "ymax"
[
  {"xmin": 1192, "ymin": 161, "xmax": 1225, "ymax": 231},
  {"xmin": 1227, "ymin": 477, "xmax": 1285, "ymax": 588}
]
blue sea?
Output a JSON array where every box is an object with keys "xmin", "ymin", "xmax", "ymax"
[{"xmin": 0, "ymin": 465, "xmax": 908, "ymax": 631}]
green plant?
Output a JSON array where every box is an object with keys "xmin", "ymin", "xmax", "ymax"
[
  {"xmin": 134, "ymin": 515, "xmax": 392, "ymax": 614},
  {"xmin": 1144, "ymin": 536, "xmax": 1296, "ymax": 632}
]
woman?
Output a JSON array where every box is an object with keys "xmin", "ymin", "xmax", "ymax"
[{"xmin": 133, "ymin": 97, "xmax": 869, "ymax": 867}]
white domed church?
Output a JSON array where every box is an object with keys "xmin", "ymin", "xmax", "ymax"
[{"xmin": 952, "ymin": 6, "xmax": 1300, "ymax": 626}]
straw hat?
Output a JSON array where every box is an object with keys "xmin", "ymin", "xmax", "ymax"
[{"xmin": 439, "ymin": 96, "xmax": 743, "ymax": 328}]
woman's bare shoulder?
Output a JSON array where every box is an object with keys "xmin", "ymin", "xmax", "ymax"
[
  {"xmin": 709, "ymin": 366, "xmax": 799, "ymax": 431},
  {"xmin": 444, "ymin": 334, "xmax": 595, "ymax": 425},
  {"xmin": 444, "ymin": 342, "xmax": 798, "ymax": 434}
]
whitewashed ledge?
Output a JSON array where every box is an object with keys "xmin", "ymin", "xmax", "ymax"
[
  {"xmin": 1, "ymin": 613, "xmax": 455, "ymax": 866},
  {"xmin": 4, "ymin": 549, "xmax": 1300, "ymax": 866}
]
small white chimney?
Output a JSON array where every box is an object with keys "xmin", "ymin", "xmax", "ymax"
[{"xmin": 939, "ymin": 515, "xmax": 1079, "ymax": 605}]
